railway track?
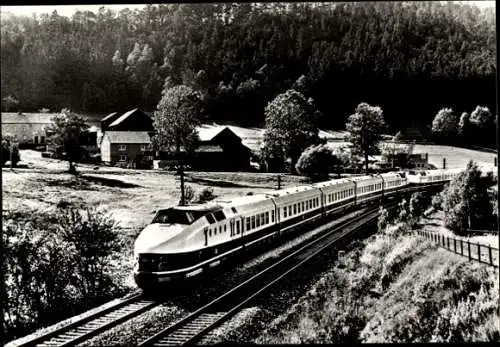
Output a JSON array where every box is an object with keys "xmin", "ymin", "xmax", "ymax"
[
  {"xmin": 139, "ymin": 204, "xmax": 389, "ymax": 346},
  {"xmin": 15, "ymin": 292, "xmax": 158, "ymax": 347},
  {"xmin": 13, "ymin": 184, "xmax": 437, "ymax": 347}
]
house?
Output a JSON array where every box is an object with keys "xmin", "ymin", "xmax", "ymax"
[
  {"xmin": 1, "ymin": 112, "xmax": 101, "ymax": 148},
  {"xmin": 100, "ymin": 131, "xmax": 153, "ymax": 168},
  {"xmin": 1, "ymin": 113, "xmax": 54, "ymax": 146}
]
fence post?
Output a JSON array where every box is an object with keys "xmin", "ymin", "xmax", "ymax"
[
  {"xmin": 447, "ymin": 236, "xmax": 450, "ymax": 249},
  {"xmin": 454, "ymin": 238, "xmax": 456, "ymax": 253},
  {"xmin": 460, "ymin": 239, "xmax": 464, "ymax": 255},
  {"xmin": 489, "ymin": 245, "xmax": 493, "ymax": 265},
  {"xmin": 468, "ymin": 240, "xmax": 471, "ymax": 260},
  {"xmin": 477, "ymin": 243, "xmax": 481, "ymax": 262}
]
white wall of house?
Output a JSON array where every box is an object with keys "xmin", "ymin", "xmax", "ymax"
[{"xmin": 101, "ymin": 135, "xmax": 111, "ymax": 162}]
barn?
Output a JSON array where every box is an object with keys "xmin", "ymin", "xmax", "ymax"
[{"xmin": 159, "ymin": 126, "xmax": 252, "ymax": 171}]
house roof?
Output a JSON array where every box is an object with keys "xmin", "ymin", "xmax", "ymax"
[
  {"xmin": 103, "ymin": 131, "xmax": 151, "ymax": 143},
  {"xmin": 101, "ymin": 112, "xmax": 121, "ymax": 123},
  {"xmin": 196, "ymin": 125, "xmax": 227, "ymax": 142},
  {"xmin": 108, "ymin": 108, "xmax": 153, "ymax": 128},
  {"xmin": 1, "ymin": 112, "xmax": 56, "ymax": 124}
]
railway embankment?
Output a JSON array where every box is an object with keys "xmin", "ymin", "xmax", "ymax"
[{"xmin": 249, "ymin": 224, "xmax": 499, "ymax": 343}]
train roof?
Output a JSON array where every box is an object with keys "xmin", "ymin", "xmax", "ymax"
[
  {"xmin": 313, "ymin": 178, "xmax": 353, "ymax": 188},
  {"xmin": 263, "ymin": 185, "xmax": 316, "ymax": 198},
  {"xmin": 348, "ymin": 174, "xmax": 383, "ymax": 182},
  {"xmin": 216, "ymin": 193, "xmax": 271, "ymax": 207},
  {"xmin": 165, "ymin": 204, "xmax": 223, "ymax": 213}
]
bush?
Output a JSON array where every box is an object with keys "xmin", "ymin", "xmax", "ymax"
[
  {"xmin": 2, "ymin": 136, "xmax": 20, "ymax": 167},
  {"xmin": 295, "ymin": 144, "xmax": 339, "ymax": 181},
  {"xmin": 2, "ymin": 207, "xmax": 125, "ymax": 341},
  {"xmin": 184, "ymin": 185, "xmax": 195, "ymax": 203},
  {"xmin": 197, "ymin": 187, "xmax": 216, "ymax": 203},
  {"xmin": 377, "ymin": 207, "xmax": 390, "ymax": 233},
  {"xmin": 432, "ymin": 193, "xmax": 443, "ymax": 211}
]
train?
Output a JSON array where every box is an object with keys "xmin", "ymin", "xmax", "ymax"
[{"xmin": 132, "ymin": 167, "xmax": 485, "ymax": 289}]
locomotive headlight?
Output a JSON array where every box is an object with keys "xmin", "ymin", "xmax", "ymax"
[{"xmin": 133, "ymin": 253, "xmax": 139, "ymax": 271}]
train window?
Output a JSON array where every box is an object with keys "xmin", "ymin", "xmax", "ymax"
[
  {"xmin": 246, "ymin": 217, "xmax": 250, "ymax": 230},
  {"xmin": 293, "ymin": 204, "xmax": 297, "ymax": 214},
  {"xmin": 209, "ymin": 229, "xmax": 212, "ymax": 237},
  {"xmin": 219, "ymin": 226, "xmax": 222, "ymax": 234},
  {"xmin": 251, "ymin": 216, "xmax": 256, "ymax": 229},
  {"xmin": 302, "ymin": 201, "xmax": 305, "ymax": 211},
  {"xmin": 316, "ymin": 198, "xmax": 319, "ymax": 206},
  {"xmin": 289, "ymin": 206, "xmax": 292, "ymax": 216},
  {"xmin": 236, "ymin": 220, "xmax": 240, "ymax": 234},
  {"xmin": 213, "ymin": 210, "xmax": 226, "ymax": 221},
  {"xmin": 284, "ymin": 207, "xmax": 287, "ymax": 218},
  {"xmin": 261, "ymin": 213, "xmax": 265, "ymax": 225},
  {"xmin": 224, "ymin": 225, "xmax": 227, "ymax": 232},
  {"xmin": 266, "ymin": 212, "xmax": 269, "ymax": 224},
  {"xmin": 256, "ymin": 215, "xmax": 261, "ymax": 227},
  {"xmin": 271, "ymin": 210, "xmax": 275, "ymax": 222},
  {"xmin": 205, "ymin": 214, "xmax": 216, "ymax": 224},
  {"xmin": 231, "ymin": 207, "xmax": 237, "ymax": 214}
]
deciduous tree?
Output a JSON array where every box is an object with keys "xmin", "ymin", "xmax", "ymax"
[
  {"xmin": 262, "ymin": 89, "xmax": 320, "ymax": 173},
  {"xmin": 153, "ymin": 83, "xmax": 203, "ymax": 204},
  {"xmin": 431, "ymin": 107, "xmax": 458, "ymax": 141},
  {"xmin": 48, "ymin": 109, "xmax": 89, "ymax": 174},
  {"xmin": 345, "ymin": 102, "xmax": 386, "ymax": 173},
  {"xmin": 442, "ymin": 160, "xmax": 494, "ymax": 234}
]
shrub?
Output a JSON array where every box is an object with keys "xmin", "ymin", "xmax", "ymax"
[
  {"xmin": 377, "ymin": 207, "xmax": 390, "ymax": 233},
  {"xmin": 2, "ymin": 207, "xmax": 125, "ymax": 341},
  {"xmin": 295, "ymin": 144, "xmax": 339, "ymax": 181},
  {"xmin": 2, "ymin": 136, "xmax": 20, "ymax": 166},
  {"xmin": 198, "ymin": 187, "xmax": 216, "ymax": 203},
  {"xmin": 432, "ymin": 193, "xmax": 443, "ymax": 211},
  {"xmin": 409, "ymin": 192, "xmax": 428, "ymax": 226},
  {"xmin": 184, "ymin": 185, "xmax": 195, "ymax": 203}
]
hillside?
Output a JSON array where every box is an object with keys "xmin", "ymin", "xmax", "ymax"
[
  {"xmin": 255, "ymin": 232, "xmax": 499, "ymax": 343},
  {"xmin": 1, "ymin": 2, "xmax": 495, "ymax": 131}
]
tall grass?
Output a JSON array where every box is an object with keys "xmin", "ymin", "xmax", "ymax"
[{"xmin": 256, "ymin": 231, "xmax": 499, "ymax": 344}]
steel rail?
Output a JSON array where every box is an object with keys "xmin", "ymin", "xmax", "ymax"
[{"xmin": 15, "ymin": 292, "xmax": 158, "ymax": 347}]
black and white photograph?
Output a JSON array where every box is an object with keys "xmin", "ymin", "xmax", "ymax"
[{"xmin": 1, "ymin": 1, "xmax": 498, "ymax": 345}]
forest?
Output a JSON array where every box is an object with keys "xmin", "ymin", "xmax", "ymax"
[{"xmin": 1, "ymin": 2, "xmax": 496, "ymax": 132}]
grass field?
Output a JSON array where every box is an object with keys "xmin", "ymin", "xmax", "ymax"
[
  {"xmin": 325, "ymin": 142, "xmax": 497, "ymax": 169},
  {"xmin": 3, "ymin": 150, "xmax": 307, "ymax": 240}
]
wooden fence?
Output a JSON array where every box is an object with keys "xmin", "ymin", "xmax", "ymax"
[{"xmin": 417, "ymin": 230, "xmax": 499, "ymax": 268}]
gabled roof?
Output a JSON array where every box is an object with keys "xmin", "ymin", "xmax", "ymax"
[
  {"xmin": 103, "ymin": 131, "xmax": 151, "ymax": 144},
  {"xmin": 109, "ymin": 108, "xmax": 139, "ymax": 127},
  {"xmin": 108, "ymin": 108, "xmax": 153, "ymax": 128},
  {"xmin": 101, "ymin": 112, "xmax": 120, "ymax": 122},
  {"xmin": 1, "ymin": 112, "xmax": 55, "ymax": 124},
  {"xmin": 196, "ymin": 125, "xmax": 227, "ymax": 142}
]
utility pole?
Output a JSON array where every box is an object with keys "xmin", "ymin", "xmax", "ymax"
[{"xmin": 180, "ymin": 160, "xmax": 185, "ymax": 206}]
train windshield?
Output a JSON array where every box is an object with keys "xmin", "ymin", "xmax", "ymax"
[{"xmin": 152, "ymin": 208, "xmax": 206, "ymax": 225}]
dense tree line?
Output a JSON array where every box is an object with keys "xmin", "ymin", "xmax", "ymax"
[{"xmin": 1, "ymin": 2, "xmax": 495, "ymax": 132}]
